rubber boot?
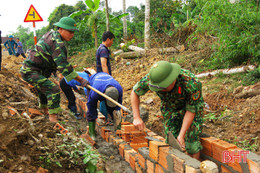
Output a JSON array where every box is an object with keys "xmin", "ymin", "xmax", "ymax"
[
  {"xmin": 88, "ymin": 121, "xmax": 96, "ymax": 140},
  {"xmin": 69, "ymin": 106, "xmax": 82, "ymax": 120}
]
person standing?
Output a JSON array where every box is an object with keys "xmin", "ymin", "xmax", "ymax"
[
  {"xmin": 15, "ymin": 38, "xmax": 26, "ymax": 58},
  {"xmin": 131, "ymin": 61, "xmax": 204, "ymax": 160},
  {"xmin": 4, "ymin": 35, "xmax": 17, "ymax": 55},
  {"xmin": 0, "ymin": 30, "xmax": 2, "ymax": 71},
  {"xmin": 20, "ymin": 17, "xmax": 89, "ymax": 122},
  {"xmin": 59, "ymin": 69, "xmax": 95, "ymax": 120},
  {"xmin": 96, "ymin": 31, "xmax": 115, "ymax": 75}
]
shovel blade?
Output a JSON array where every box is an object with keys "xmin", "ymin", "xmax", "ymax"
[{"xmin": 168, "ymin": 132, "xmax": 183, "ymax": 152}]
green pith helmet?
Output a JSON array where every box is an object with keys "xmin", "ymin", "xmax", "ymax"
[
  {"xmin": 105, "ymin": 87, "xmax": 119, "ymax": 108},
  {"xmin": 148, "ymin": 61, "xmax": 181, "ymax": 91},
  {"xmin": 54, "ymin": 17, "xmax": 79, "ymax": 31}
]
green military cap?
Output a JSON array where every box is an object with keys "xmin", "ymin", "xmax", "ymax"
[
  {"xmin": 105, "ymin": 87, "xmax": 119, "ymax": 108},
  {"xmin": 54, "ymin": 17, "xmax": 79, "ymax": 31},
  {"xmin": 148, "ymin": 61, "xmax": 181, "ymax": 91}
]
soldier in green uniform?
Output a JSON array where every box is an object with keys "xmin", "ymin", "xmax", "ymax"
[
  {"xmin": 20, "ymin": 17, "xmax": 89, "ymax": 122},
  {"xmin": 131, "ymin": 61, "xmax": 204, "ymax": 159}
]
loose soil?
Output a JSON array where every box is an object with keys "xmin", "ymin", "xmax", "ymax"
[{"xmin": 0, "ymin": 39, "xmax": 259, "ymax": 172}]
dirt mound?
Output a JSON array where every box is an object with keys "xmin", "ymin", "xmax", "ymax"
[{"xmin": 112, "ymin": 49, "xmax": 260, "ymax": 155}]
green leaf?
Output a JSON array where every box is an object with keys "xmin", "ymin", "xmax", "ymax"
[
  {"xmin": 83, "ymin": 157, "xmax": 91, "ymax": 164},
  {"xmin": 56, "ymin": 161, "xmax": 62, "ymax": 167},
  {"xmin": 85, "ymin": 0, "xmax": 95, "ymax": 9},
  {"xmin": 87, "ymin": 159, "xmax": 97, "ymax": 173},
  {"xmin": 93, "ymin": 0, "xmax": 100, "ymax": 11}
]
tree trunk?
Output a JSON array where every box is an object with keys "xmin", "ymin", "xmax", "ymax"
[
  {"xmin": 195, "ymin": 65, "xmax": 256, "ymax": 78},
  {"xmin": 144, "ymin": 0, "xmax": 150, "ymax": 49},
  {"xmin": 94, "ymin": 23, "xmax": 98, "ymax": 47},
  {"xmin": 120, "ymin": 43, "xmax": 145, "ymax": 52},
  {"xmin": 119, "ymin": 51, "xmax": 145, "ymax": 59},
  {"xmin": 105, "ymin": 0, "xmax": 110, "ymax": 31},
  {"xmin": 123, "ymin": 0, "xmax": 127, "ymax": 39}
]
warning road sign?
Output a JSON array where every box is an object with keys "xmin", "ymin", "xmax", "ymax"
[{"xmin": 24, "ymin": 5, "xmax": 43, "ymax": 22}]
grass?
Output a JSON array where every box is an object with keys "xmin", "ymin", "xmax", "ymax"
[{"xmin": 200, "ymin": 72, "xmax": 255, "ymax": 94}]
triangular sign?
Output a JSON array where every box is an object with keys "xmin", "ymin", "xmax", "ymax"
[{"xmin": 24, "ymin": 5, "xmax": 43, "ymax": 22}]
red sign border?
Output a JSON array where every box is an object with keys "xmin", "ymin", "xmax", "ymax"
[{"xmin": 24, "ymin": 4, "xmax": 43, "ymax": 22}]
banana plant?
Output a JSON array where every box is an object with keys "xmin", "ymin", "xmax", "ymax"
[{"xmin": 70, "ymin": 0, "xmax": 128, "ymax": 47}]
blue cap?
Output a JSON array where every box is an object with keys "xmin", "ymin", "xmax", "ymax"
[{"xmin": 8, "ymin": 35, "xmax": 13, "ymax": 38}]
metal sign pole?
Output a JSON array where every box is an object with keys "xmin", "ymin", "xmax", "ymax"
[{"xmin": 33, "ymin": 22, "xmax": 37, "ymax": 45}]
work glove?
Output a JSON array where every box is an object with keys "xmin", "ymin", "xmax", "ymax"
[{"xmin": 80, "ymin": 78, "xmax": 90, "ymax": 88}]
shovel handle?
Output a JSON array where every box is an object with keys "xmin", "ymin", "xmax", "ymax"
[{"xmin": 86, "ymin": 85, "xmax": 132, "ymax": 114}]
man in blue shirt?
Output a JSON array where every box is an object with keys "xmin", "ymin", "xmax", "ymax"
[
  {"xmin": 4, "ymin": 35, "xmax": 17, "ymax": 55},
  {"xmin": 15, "ymin": 38, "xmax": 26, "ymax": 58},
  {"xmin": 96, "ymin": 31, "xmax": 115, "ymax": 75},
  {"xmin": 60, "ymin": 69, "xmax": 94, "ymax": 120},
  {"xmin": 84, "ymin": 72, "xmax": 123, "ymax": 140}
]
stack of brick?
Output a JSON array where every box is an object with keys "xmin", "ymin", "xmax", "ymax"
[
  {"xmin": 200, "ymin": 137, "xmax": 260, "ymax": 173},
  {"xmin": 13, "ymin": 80, "xmax": 260, "ymax": 173},
  {"xmin": 74, "ymin": 91, "xmax": 260, "ymax": 173}
]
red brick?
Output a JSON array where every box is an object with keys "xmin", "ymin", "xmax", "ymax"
[
  {"xmin": 113, "ymin": 138, "xmax": 124, "ymax": 146},
  {"xmin": 221, "ymin": 165, "xmax": 232, "ymax": 173},
  {"xmin": 105, "ymin": 131, "xmax": 112, "ymax": 142},
  {"xmin": 108, "ymin": 134, "xmax": 115, "ymax": 143},
  {"xmin": 124, "ymin": 149, "xmax": 137, "ymax": 163},
  {"xmin": 129, "ymin": 152, "xmax": 138, "ymax": 171},
  {"xmin": 226, "ymin": 148, "xmax": 243, "ymax": 173},
  {"xmin": 121, "ymin": 124, "xmax": 137, "ymax": 133},
  {"xmin": 147, "ymin": 159, "xmax": 155, "ymax": 173},
  {"xmin": 138, "ymin": 152, "xmax": 146, "ymax": 169},
  {"xmin": 121, "ymin": 121, "xmax": 131, "ymax": 125},
  {"xmin": 170, "ymin": 153, "xmax": 185, "ymax": 173},
  {"xmin": 212, "ymin": 140, "xmax": 237, "ymax": 162},
  {"xmin": 80, "ymin": 133, "xmax": 96, "ymax": 146},
  {"xmin": 248, "ymin": 159, "xmax": 260, "ymax": 173},
  {"xmin": 122, "ymin": 134, "xmax": 131, "ymax": 142},
  {"xmin": 200, "ymin": 137, "xmax": 219, "ymax": 157},
  {"xmin": 155, "ymin": 164, "xmax": 164, "ymax": 173},
  {"xmin": 8, "ymin": 106, "xmax": 17, "ymax": 116},
  {"xmin": 116, "ymin": 130, "xmax": 122, "ymax": 137},
  {"xmin": 130, "ymin": 142, "xmax": 148, "ymax": 151},
  {"xmin": 158, "ymin": 146, "xmax": 170, "ymax": 170},
  {"xmin": 149, "ymin": 141, "xmax": 169, "ymax": 162},
  {"xmin": 131, "ymin": 135, "xmax": 148, "ymax": 143},
  {"xmin": 135, "ymin": 162, "xmax": 143, "ymax": 173},
  {"xmin": 36, "ymin": 167, "xmax": 48, "ymax": 173},
  {"xmin": 101, "ymin": 127, "xmax": 110, "ymax": 140},
  {"xmin": 28, "ymin": 108, "xmax": 43, "ymax": 118},
  {"xmin": 119, "ymin": 143, "xmax": 128, "ymax": 158}
]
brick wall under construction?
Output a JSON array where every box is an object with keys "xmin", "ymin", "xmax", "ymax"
[{"xmin": 76, "ymin": 95, "xmax": 260, "ymax": 173}]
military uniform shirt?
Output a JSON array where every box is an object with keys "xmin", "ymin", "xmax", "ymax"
[
  {"xmin": 23, "ymin": 31, "xmax": 78, "ymax": 81},
  {"xmin": 133, "ymin": 68, "xmax": 205, "ymax": 154},
  {"xmin": 133, "ymin": 69, "xmax": 204, "ymax": 115}
]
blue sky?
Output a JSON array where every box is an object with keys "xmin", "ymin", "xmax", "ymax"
[{"xmin": 0, "ymin": 0, "xmax": 145, "ymax": 36}]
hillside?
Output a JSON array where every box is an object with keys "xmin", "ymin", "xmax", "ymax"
[
  {"xmin": 70, "ymin": 42, "xmax": 260, "ymax": 155},
  {"xmin": 0, "ymin": 39, "xmax": 259, "ymax": 173}
]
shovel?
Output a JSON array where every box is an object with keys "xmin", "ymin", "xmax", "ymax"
[
  {"xmin": 86, "ymin": 84, "xmax": 132, "ymax": 114},
  {"xmin": 168, "ymin": 132, "xmax": 185, "ymax": 152}
]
